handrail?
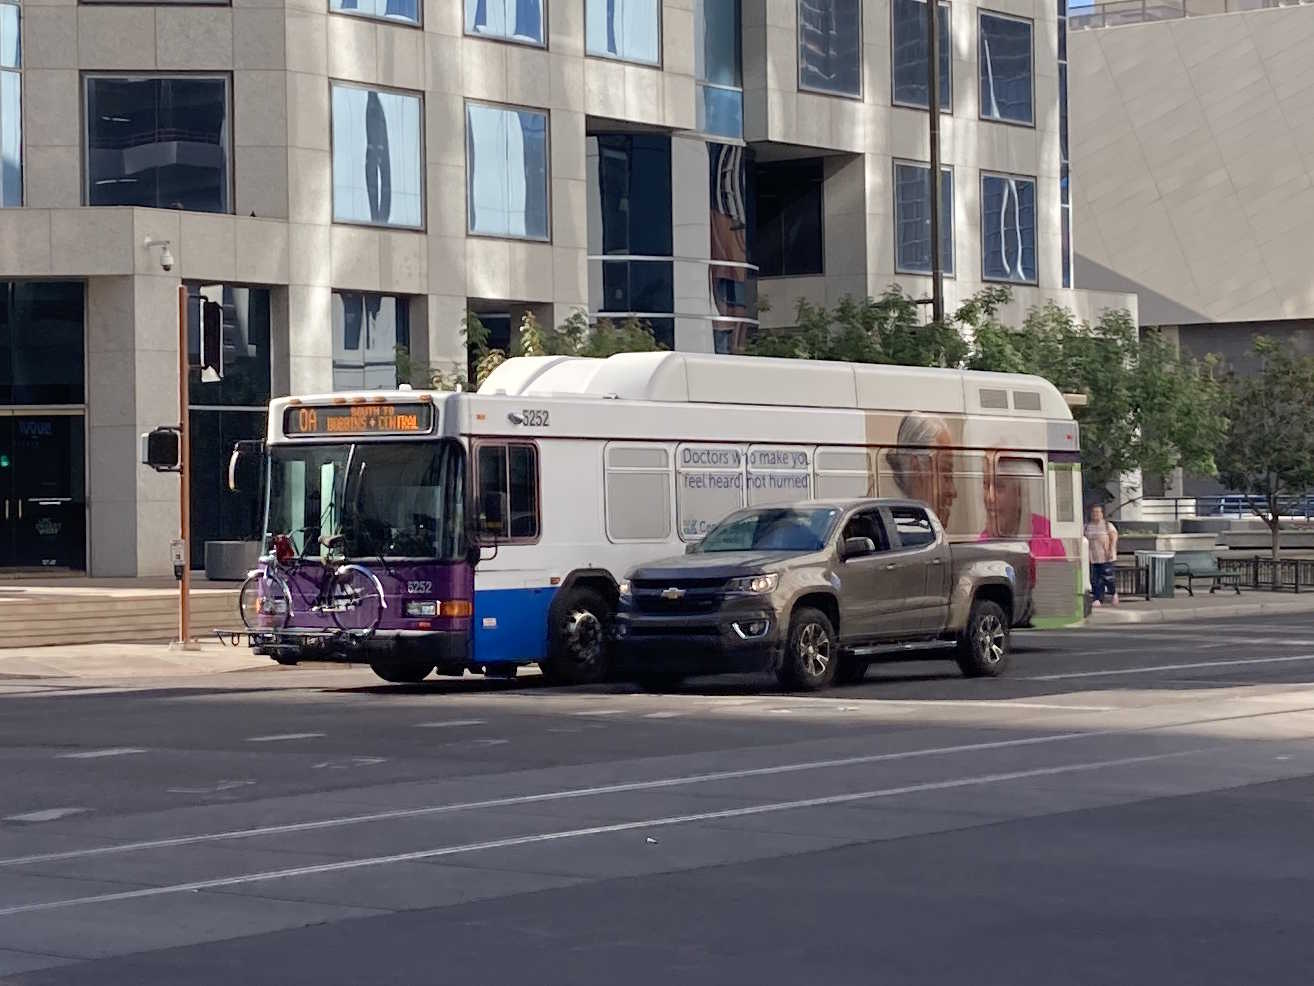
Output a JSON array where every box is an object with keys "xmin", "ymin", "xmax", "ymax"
[{"xmin": 1070, "ymin": 0, "xmax": 1310, "ymax": 30}]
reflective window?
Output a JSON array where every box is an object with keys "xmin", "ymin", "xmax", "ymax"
[
  {"xmin": 892, "ymin": 0, "xmax": 951, "ymax": 111},
  {"xmin": 586, "ymin": 0, "xmax": 660, "ymax": 64},
  {"xmin": 1058, "ymin": 0, "xmax": 1072, "ymax": 287},
  {"xmin": 476, "ymin": 443, "xmax": 538, "ymax": 540},
  {"xmin": 697, "ymin": 0, "xmax": 743, "ymax": 138},
  {"xmin": 598, "ymin": 260, "xmax": 673, "ymax": 313},
  {"xmin": 331, "ymin": 0, "xmax": 420, "ymax": 26},
  {"xmin": 979, "ymin": 12, "xmax": 1033, "ymax": 125},
  {"xmin": 588, "ymin": 134, "xmax": 671, "ymax": 257},
  {"xmin": 798, "ymin": 0, "xmax": 861, "ymax": 97},
  {"xmin": 466, "ymin": 103, "xmax": 549, "ymax": 240},
  {"xmin": 894, "ymin": 162, "xmax": 954, "ymax": 275},
  {"xmin": 331, "ymin": 291, "xmax": 411, "ymax": 390},
  {"xmin": 331, "ymin": 83, "xmax": 423, "ymax": 229},
  {"xmin": 981, "ymin": 174, "xmax": 1037, "ymax": 283},
  {"xmin": 754, "ymin": 159, "xmax": 823, "ymax": 277},
  {"xmin": 0, "ymin": 282, "xmax": 85, "ymax": 406},
  {"xmin": 188, "ymin": 410, "xmax": 265, "ymax": 568},
  {"xmin": 187, "ymin": 285, "xmax": 272, "ymax": 407},
  {"xmin": 85, "ymin": 76, "xmax": 230, "ymax": 213},
  {"xmin": 0, "ymin": 4, "xmax": 19, "ymax": 207},
  {"xmin": 465, "ymin": 0, "xmax": 544, "ymax": 45}
]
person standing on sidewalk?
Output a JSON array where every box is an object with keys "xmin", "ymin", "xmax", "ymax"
[{"xmin": 1085, "ymin": 505, "xmax": 1119, "ymax": 606}]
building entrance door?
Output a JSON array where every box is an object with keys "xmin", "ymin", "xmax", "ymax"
[{"xmin": 0, "ymin": 412, "xmax": 86, "ymax": 571}]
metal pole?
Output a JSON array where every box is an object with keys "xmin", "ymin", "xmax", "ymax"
[
  {"xmin": 177, "ymin": 284, "xmax": 192, "ymax": 647},
  {"xmin": 927, "ymin": 0, "xmax": 945, "ymax": 325}
]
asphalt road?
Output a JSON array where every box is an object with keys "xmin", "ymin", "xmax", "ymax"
[{"xmin": 3, "ymin": 615, "xmax": 1314, "ymax": 984}]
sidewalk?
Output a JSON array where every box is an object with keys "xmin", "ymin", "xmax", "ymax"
[
  {"xmin": 0, "ymin": 639, "xmax": 272, "ymax": 680},
  {"xmin": 1087, "ymin": 590, "xmax": 1314, "ymax": 626}
]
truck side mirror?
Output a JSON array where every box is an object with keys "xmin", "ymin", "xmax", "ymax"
[{"xmin": 840, "ymin": 537, "xmax": 876, "ymax": 560}]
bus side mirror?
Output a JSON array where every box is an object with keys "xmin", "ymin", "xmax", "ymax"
[{"xmin": 227, "ymin": 440, "xmax": 263, "ymax": 492}]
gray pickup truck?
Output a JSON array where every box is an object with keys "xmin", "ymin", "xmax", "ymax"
[{"xmin": 614, "ymin": 498, "xmax": 1032, "ymax": 691}]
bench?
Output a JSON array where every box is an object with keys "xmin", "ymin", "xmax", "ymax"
[{"xmin": 1174, "ymin": 550, "xmax": 1242, "ymax": 597}]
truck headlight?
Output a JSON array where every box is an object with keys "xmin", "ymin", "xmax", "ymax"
[
  {"xmin": 725, "ymin": 573, "xmax": 779, "ymax": 594},
  {"xmin": 617, "ymin": 579, "xmax": 632, "ymax": 601}
]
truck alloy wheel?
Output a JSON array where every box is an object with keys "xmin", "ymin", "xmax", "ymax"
[
  {"xmin": 956, "ymin": 599, "xmax": 1011, "ymax": 678},
  {"xmin": 778, "ymin": 607, "xmax": 838, "ymax": 691}
]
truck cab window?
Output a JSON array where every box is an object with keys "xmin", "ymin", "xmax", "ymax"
[
  {"xmin": 477, "ymin": 442, "xmax": 540, "ymax": 540},
  {"xmin": 890, "ymin": 506, "xmax": 935, "ymax": 548},
  {"xmin": 842, "ymin": 510, "xmax": 889, "ymax": 551}
]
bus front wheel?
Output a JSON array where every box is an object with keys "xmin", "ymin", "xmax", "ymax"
[{"xmin": 541, "ymin": 587, "xmax": 612, "ymax": 686}]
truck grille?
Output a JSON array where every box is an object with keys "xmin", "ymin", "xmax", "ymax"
[{"xmin": 631, "ymin": 578, "xmax": 727, "ymax": 615}]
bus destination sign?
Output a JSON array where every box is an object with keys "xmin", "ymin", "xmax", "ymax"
[{"xmin": 284, "ymin": 402, "xmax": 434, "ymax": 437}]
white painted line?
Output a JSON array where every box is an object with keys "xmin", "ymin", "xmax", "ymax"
[
  {"xmin": 1026, "ymin": 653, "xmax": 1314, "ymax": 681},
  {"xmin": 56, "ymin": 748, "xmax": 146, "ymax": 760},
  {"xmin": 571, "ymin": 709, "xmax": 624, "ymax": 717},
  {"xmin": 643, "ymin": 711, "xmax": 682, "ymax": 719},
  {"xmin": 4, "ymin": 808, "xmax": 89, "ymax": 823},
  {"xmin": 0, "ymin": 747, "xmax": 1204, "ymax": 918},
  {"xmin": 167, "ymin": 781, "xmax": 256, "ymax": 795},
  {"xmin": 0, "ymin": 724, "xmax": 1189, "ymax": 869},
  {"xmin": 470, "ymin": 739, "xmax": 510, "ymax": 747},
  {"xmin": 882, "ymin": 700, "xmax": 1118, "ymax": 712},
  {"xmin": 413, "ymin": 720, "xmax": 486, "ymax": 729},
  {"xmin": 244, "ymin": 733, "xmax": 326, "ymax": 743}
]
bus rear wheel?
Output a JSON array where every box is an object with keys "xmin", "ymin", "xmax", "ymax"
[
  {"xmin": 540, "ymin": 587, "xmax": 612, "ymax": 686},
  {"xmin": 369, "ymin": 660, "xmax": 434, "ymax": 684}
]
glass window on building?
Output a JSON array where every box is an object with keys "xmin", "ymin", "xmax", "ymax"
[
  {"xmin": 798, "ymin": 0, "xmax": 861, "ymax": 97},
  {"xmin": 332, "ymin": 291, "xmax": 411, "ymax": 391},
  {"xmin": 891, "ymin": 0, "xmax": 951, "ymax": 111},
  {"xmin": 981, "ymin": 173, "xmax": 1036, "ymax": 283},
  {"xmin": 697, "ymin": 0, "xmax": 743, "ymax": 139},
  {"xmin": 894, "ymin": 162, "xmax": 954, "ymax": 275},
  {"xmin": 586, "ymin": 0, "xmax": 660, "ymax": 64},
  {"xmin": 1058, "ymin": 0, "xmax": 1072, "ymax": 287},
  {"xmin": 85, "ymin": 76, "xmax": 230, "ymax": 213},
  {"xmin": 754, "ymin": 158, "xmax": 823, "ymax": 277},
  {"xmin": 466, "ymin": 103, "xmax": 550, "ymax": 240},
  {"xmin": 0, "ymin": 282, "xmax": 84, "ymax": 406},
  {"xmin": 330, "ymin": 0, "xmax": 420, "ymax": 25},
  {"xmin": 331, "ymin": 83, "xmax": 424, "ymax": 229},
  {"xmin": 710, "ymin": 142, "xmax": 757, "ymax": 352},
  {"xmin": 979, "ymin": 11, "xmax": 1033, "ymax": 125},
  {"xmin": 0, "ymin": 4, "xmax": 19, "ymax": 207},
  {"xmin": 465, "ymin": 0, "xmax": 544, "ymax": 44}
]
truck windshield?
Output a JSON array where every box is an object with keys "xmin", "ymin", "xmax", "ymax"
[
  {"xmin": 698, "ymin": 507, "xmax": 840, "ymax": 553},
  {"xmin": 265, "ymin": 440, "xmax": 465, "ymax": 561}
]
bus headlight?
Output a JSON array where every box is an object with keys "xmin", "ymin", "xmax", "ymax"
[
  {"xmin": 725, "ymin": 573, "xmax": 779, "ymax": 594},
  {"xmin": 404, "ymin": 601, "xmax": 438, "ymax": 617}
]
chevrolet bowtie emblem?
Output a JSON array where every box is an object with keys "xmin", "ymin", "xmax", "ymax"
[{"xmin": 661, "ymin": 587, "xmax": 686, "ymax": 600}]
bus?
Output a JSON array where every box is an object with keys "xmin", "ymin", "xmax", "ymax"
[{"xmin": 233, "ymin": 351, "xmax": 1087, "ymax": 684}]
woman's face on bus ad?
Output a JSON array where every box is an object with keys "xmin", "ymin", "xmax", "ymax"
[{"xmin": 983, "ymin": 455, "xmax": 1024, "ymax": 537}]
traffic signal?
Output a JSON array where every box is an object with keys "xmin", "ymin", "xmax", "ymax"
[{"xmin": 141, "ymin": 427, "xmax": 181, "ymax": 472}]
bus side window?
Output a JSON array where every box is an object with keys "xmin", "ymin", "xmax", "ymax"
[{"xmin": 476, "ymin": 442, "xmax": 540, "ymax": 541}]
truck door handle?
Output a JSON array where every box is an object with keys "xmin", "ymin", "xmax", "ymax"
[{"xmin": 931, "ymin": 558, "xmax": 943, "ymax": 565}]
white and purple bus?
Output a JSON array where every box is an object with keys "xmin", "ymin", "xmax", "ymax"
[{"xmin": 235, "ymin": 351, "xmax": 1088, "ymax": 684}]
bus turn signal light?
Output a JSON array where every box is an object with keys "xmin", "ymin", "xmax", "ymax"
[{"xmin": 440, "ymin": 600, "xmax": 473, "ymax": 618}]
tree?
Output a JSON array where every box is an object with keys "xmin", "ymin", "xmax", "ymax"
[
  {"xmin": 963, "ymin": 294, "xmax": 1227, "ymax": 500},
  {"xmin": 1215, "ymin": 338, "xmax": 1314, "ymax": 559},
  {"xmin": 468, "ymin": 309, "xmax": 667, "ymax": 386}
]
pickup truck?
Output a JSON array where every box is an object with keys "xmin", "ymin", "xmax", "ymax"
[{"xmin": 613, "ymin": 497, "xmax": 1032, "ymax": 691}]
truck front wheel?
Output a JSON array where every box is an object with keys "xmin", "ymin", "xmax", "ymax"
[
  {"xmin": 956, "ymin": 599, "xmax": 1011, "ymax": 678},
  {"xmin": 777, "ymin": 607, "xmax": 838, "ymax": 692}
]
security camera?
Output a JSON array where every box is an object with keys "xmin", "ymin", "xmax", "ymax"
[{"xmin": 144, "ymin": 237, "xmax": 174, "ymax": 273}]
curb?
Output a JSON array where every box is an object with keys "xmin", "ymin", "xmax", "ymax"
[{"xmin": 1087, "ymin": 596, "xmax": 1314, "ymax": 626}]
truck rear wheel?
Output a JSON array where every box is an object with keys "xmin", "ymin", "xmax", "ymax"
[
  {"xmin": 540, "ymin": 587, "xmax": 612, "ymax": 686},
  {"xmin": 955, "ymin": 599, "xmax": 1010, "ymax": 678},
  {"xmin": 777, "ymin": 607, "xmax": 837, "ymax": 692}
]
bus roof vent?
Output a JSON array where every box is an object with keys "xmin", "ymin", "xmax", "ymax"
[
  {"xmin": 979, "ymin": 388, "xmax": 1009, "ymax": 410},
  {"xmin": 1012, "ymin": 390, "xmax": 1042, "ymax": 412}
]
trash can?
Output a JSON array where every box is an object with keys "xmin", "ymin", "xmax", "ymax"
[{"xmin": 1134, "ymin": 550, "xmax": 1176, "ymax": 599}]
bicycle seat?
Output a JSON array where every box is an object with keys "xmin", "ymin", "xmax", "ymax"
[{"xmin": 322, "ymin": 534, "xmax": 346, "ymax": 550}]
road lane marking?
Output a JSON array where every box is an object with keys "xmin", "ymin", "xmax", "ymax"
[
  {"xmin": 167, "ymin": 781, "xmax": 256, "ymax": 795},
  {"xmin": 0, "ymin": 718, "xmax": 1239, "ymax": 870},
  {"xmin": 3, "ymin": 808, "xmax": 89, "ymax": 823},
  {"xmin": 1026, "ymin": 653, "xmax": 1314, "ymax": 681},
  {"xmin": 571, "ymin": 709, "xmax": 625, "ymax": 717},
  {"xmin": 55, "ymin": 748, "xmax": 146, "ymax": 760},
  {"xmin": 413, "ymin": 720, "xmax": 486, "ymax": 728},
  {"xmin": 643, "ymin": 711, "xmax": 682, "ymax": 719},
  {"xmin": 0, "ymin": 748, "xmax": 1204, "ymax": 918},
  {"xmin": 244, "ymin": 733, "xmax": 326, "ymax": 743},
  {"xmin": 881, "ymin": 701, "xmax": 1118, "ymax": 712}
]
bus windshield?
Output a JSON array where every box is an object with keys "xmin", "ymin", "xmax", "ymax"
[{"xmin": 266, "ymin": 440, "xmax": 465, "ymax": 561}]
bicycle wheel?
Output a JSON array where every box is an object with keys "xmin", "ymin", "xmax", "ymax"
[
  {"xmin": 330, "ymin": 564, "xmax": 385, "ymax": 635},
  {"xmin": 239, "ymin": 572, "xmax": 291, "ymax": 631}
]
